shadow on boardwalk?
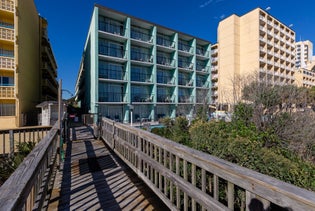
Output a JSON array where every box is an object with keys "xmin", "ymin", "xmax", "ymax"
[{"xmin": 48, "ymin": 125, "xmax": 169, "ymax": 211}]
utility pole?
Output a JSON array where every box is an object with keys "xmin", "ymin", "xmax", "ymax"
[{"xmin": 58, "ymin": 79, "xmax": 64, "ymax": 165}]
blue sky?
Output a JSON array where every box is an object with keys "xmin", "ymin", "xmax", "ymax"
[{"xmin": 34, "ymin": 0, "xmax": 315, "ymax": 99}]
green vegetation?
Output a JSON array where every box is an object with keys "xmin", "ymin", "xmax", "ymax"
[
  {"xmin": 152, "ymin": 84, "xmax": 315, "ymax": 191},
  {"xmin": 0, "ymin": 142, "xmax": 35, "ymax": 186}
]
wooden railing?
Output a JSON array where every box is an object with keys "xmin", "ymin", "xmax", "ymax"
[
  {"xmin": 100, "ymin": 118, "xmax": 315, "ymax": 210},
  {"xmin": 0, "ymin": 126, "xmax": 51, "ymax": 156},
  {"xmin": 0, "ymin": 122, "xmax": 60, "ymax": 210}
]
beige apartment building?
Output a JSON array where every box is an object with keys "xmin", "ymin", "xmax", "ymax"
[
  {"xmin": 216, "ymin": 8, "xmax": 296, "ymax": 106},
  {"xmin": 0, "ymin": 0, "xmax": 57, "ymax": 129},
  {"xmin": 295, "ymin": 40, "xmax": 313, "ymax": 68},
  {"xmin": 294, "ymin": 40, "xmax": 315, "ymax": 87}
]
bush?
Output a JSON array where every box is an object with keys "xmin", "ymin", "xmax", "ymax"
[{"xmin": 0, "ymin": 141, "xmax": 36, "ymax": 185}]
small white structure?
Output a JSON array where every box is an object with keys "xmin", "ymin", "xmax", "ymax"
[{"xmin": 36, "ymin": 101, "xmax": 59, "ymax": 126}]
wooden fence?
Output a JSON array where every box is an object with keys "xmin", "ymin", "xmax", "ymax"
[
  {"xmin": 100, "ymin": 117, "xmax": 315, "ymax": 211},
  {"xmin": 0, "ymin": 126, "xmax": 51, "ymax": 156},
  {"xmin": 0, "ymin": 122, "xmax": 60, "ymax": 210}
]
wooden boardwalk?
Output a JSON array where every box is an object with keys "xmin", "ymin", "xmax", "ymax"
[{"xmin": 47, "ymin": 125, "xmax": 169, "ymax": 211}]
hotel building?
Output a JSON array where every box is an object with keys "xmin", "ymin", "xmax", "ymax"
[
  {"xmin": 75, "ymin": 5, "xmax": 212, "ymax": 123},
  {"xmin": 0, "ymin": 0, "xmax": 57, "ymax": 128},
  {"xmin": 295, "ymin": 40, "xmax": 313, "ymax": 68},
  {"xmin": 217, "ymin": 8, "xmax": 296, "ymax": 106}
]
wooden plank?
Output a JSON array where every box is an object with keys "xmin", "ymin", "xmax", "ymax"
[
  {"xmin": 48, "ymin": 125, "xmax": 168, "ymax": 211},
  {"xmin": 0, "ymin": 124, "xmax": 58, "ymax": 210}
]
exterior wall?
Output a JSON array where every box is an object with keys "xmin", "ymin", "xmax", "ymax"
[
  {"xmin": 239, "ymin": 9, "xmax": 260, "ymax": 76},
  {"xmin": 218, "ymin": 15, "xmax": 240, "ymax": 105},
  {"xmin": 16, "ymin": 0, "xmax": 41, "ymax": 126},
  {"xmin": 76, "ymin": 5, "xmax": 212, "ymax": 123}
]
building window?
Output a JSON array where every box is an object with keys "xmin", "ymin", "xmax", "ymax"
[
  {"xmin": 0, "ymin": 103, "xmax": 15, "ymax": 116},
  {"xmin": 0, "ymin": 76, "xmax": 14, "ymax": 86},
  {"xmin": 157, "ymin": 33, "xmax": 173, "ymax": 48},
  {"xmin": 99, "ymin": 16, "xmax": 124, "ymax": 36},
  {"xmin": 131, "ymin": 65, "xmax": 151, "ymax": 82},
  {"xmin": 131, "ymin": 46, "xmax": 151, "ymax": 62},
  {"xmin": 131, "ymin": 26, "xmax": 151, "ymax": 42},
  {"xmin": 99, "ymin": 39, "xmax": 125, "ymax": 58},
  {"xmin": 0, "ymin": 49, "xmax": 14, "ymax": 57},
  {"xmin": 99, "ymin": 61, "xmax": 124, "ymax": 80},
  {"xmin": 131, "ymin": 85, "xmax": 151, "ymax": 102},
  {"xmin": 0, "ymin": 22, "xmax": 13, "ymax": 29},
  {"xmin": 99, "ymin": 83, "xmax": 124, "ymax": 102},
  {"xmin": 157, "ymin": 69, "xmax": 172, "ymax": 84}
]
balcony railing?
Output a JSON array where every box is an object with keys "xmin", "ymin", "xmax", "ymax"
[
  {"xmin": 196, "ymin": 80, "xmax": 208, "ymax": 88},
  {"xmin": 0, "ymin": 27, "xmax": 14, "ymax": 41},
  {"xmin": 157, "ymin": 37, "xmax": 174, "ymax": 48},
  {"xmin": 178, "ymin": 78, "xmax": 193, "ymax": 86},
  {"xmin": 178, "ymin": 43, "xmax": 192, "ymax": 53},
  {"xmin": 178, "ymin": 95, "xmax": 193, "ymax": 103},
  {"xmin": 157, "ymin": 76, "xmax": 174, "ymax": 85},
  {"xmin": 131, "ymin": 73, "xmax": 152, "ymax": 83},
  {"xmin": 99, "ymin": 70, "xmax": 125, "ymax": 81},
  {"xmin": 132, "ymin": 94, "xmax": 153, "ymax": 102},
  {"xmin": 99, "ymin": 92, "xmax": 125, "ymax": 102},
  {"xmin": 131, "ymin": 52, "xmax": 152, "ymax": 63},
  {"xmin": 99, "ymin": 46, "xmax": 126, "ymax": 59},
  {"xmin": 131, "ymin": 30, "xmax": 152, "ymax": 43},
  {"xmin": 156, "ymin": 56, "xmax": 174, "ymax": 67},
  {"xmin": 157, "ymin": 94, "xmax": 173, "ymax": 103},
  {"xmin": 0, "ymin": 0, "xmax": 14, "ymax": 12},
  {"xmin": 0, "ymin": 86, "xmax": 14, "ymax": 98},
  {"xmin": 196, "ymin": 64, "xmax": 207, "ymax": 72},
  {"xmin": 0, "ymin": 56, "xmax": 14, "ymax": 70},
  {"xmin": 178, "ymin": 61, "xmax": 193, "ymax": 70},
  {"xmin": 196, "ymin": 48, "xmax": 209, "ymax": 57}
]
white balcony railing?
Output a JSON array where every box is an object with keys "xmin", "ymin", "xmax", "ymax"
[
  {"xmin": 0, "ymin": 27, "xmax": 14, "ymax": 41},
  {"xmin": 0, "ymin": 56, "xmax": 14, "ymax": 70},
  {"xmin": 0, "ymin": 0, "xmax": 14, "ymax": 12},
  {"xmin": 0, "ymin": 86, "xmax": 14, "ymax": 98}
]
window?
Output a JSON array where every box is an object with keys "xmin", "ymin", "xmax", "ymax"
[
  {"xmin": 99, "ymin": 16, "xmax": 124, "ymax": 36},
  {"xmin": 0, "ymin": 76, "xmax": 14, "ymax": 86},
  {"xmin": 131, "ymin": 65, "xmax": 151, "ymax": 82},
  {"xmin": 99, "ymin": 61, "xmax": 124, "ymax": 80},
  {"xmin": 0, "ymin": 49, "xmax": 14, "ymax": 57},
  {"xmin": 0, "ymin": 103, "xmax": 15, "ymax": 116},
  {"xmin": 99, "ymin": 83, "xmax": 124, "ymax": 102},
  {"xmin": 99, "ymin": 39, "xmax": 124, "ymax": 58}
]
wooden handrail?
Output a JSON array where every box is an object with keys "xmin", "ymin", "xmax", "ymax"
[
  {"xmin": 0, "ymin": 122, "xmax": 59, "ymax": 210},
  {"xmin": 0, "ymin": 126, "xmax": 51, "ymax": 156},
  {"xmin": 100, "ymin": 117, "xmax": 315, "ymax": 210}
]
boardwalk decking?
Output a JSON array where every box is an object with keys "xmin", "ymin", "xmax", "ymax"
[{"xmin": 47, "ymin": 125, "xmax": 169, "ymax": 211}]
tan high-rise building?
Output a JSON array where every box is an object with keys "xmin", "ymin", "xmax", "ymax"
[
  {"xmin": 217, "ymin": 8, "xmax": 295, "ymax": 106},
  {"xmin": 0, "ymin": 0, "xmax": 57, "ymax": 128},
  {"xmin": 295, "ymin": 40, "xmax": 313, "ymax": 68}
]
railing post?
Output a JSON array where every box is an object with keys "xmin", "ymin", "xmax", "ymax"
[{"xmin": 9, "ymin": 130, "xmax": 14, "ymax": 156}]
